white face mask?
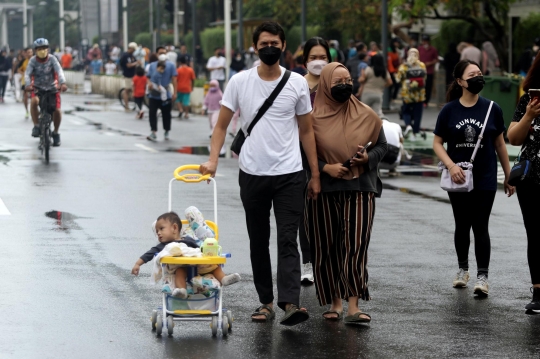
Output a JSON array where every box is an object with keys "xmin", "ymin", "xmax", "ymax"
[{"xmin": 306, "ymin": 60, "xmax": 328, "ymax": 76}]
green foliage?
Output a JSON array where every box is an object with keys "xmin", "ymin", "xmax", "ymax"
[
  {"xmin": 194, "ymin": 78, "xmax": 207, "ymax": 88},
  {"xmin": 134, "ymin": 33, "xmax": 152, "ymax": 48},
  {"xmin": 514, "ymin": 12, "xmax": 540, "ymax": 58},
  {"xmin": 431, "ymin": 20, "xmax": 473, "ymax": 55},
  {"xmin": 200, "ymin": 27, "xmax": 238, "ymax": 59},
  {"xmin": 286, "ymin": 26, "xmax": 321, "ymax": 54},
  {"xmin": 184, "ymin": 32, "xmax": 194, "ymax": 54},
  {"xmin": 92, "ymin": 36, "xmax": 100, "ymax": 46}
]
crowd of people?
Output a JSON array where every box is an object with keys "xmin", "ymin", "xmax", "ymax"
[
  {"xmin": 195, "ymin": 21, "xmax": 540, "ymax": 328},
  {"xmin": 1, "ymin": 22, "xmax": 539, "ymax": 327}
]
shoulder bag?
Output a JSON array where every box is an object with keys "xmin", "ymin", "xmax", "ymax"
[
  {"xmin": 439, "ymin": 100, "xmax": 494, "ymax": 192},
  {"xmin": 230, "ymin": 70, "xmax": 291, "ymax": 155}
]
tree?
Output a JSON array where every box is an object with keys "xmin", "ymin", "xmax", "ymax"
[{"xmin": 390, "ymin": 0, "xmax": 517, "ymax": 70}]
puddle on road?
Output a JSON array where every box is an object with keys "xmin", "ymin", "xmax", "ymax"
[
  {"xmin": 45, "ymin": 210, "xmax": 83, "ymax": 232},
  {"xmin": 0, "ymin": 155, "xmax": 10, "ymax": 165}
]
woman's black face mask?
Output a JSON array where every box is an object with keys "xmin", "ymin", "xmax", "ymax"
[{"xmin": 331, "ymin": 84, "xmax": 353, "ymax": 103}]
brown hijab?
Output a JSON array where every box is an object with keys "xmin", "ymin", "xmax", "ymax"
[{"xmin": 312, "ymin": 62, "xmax": 382, "ymax": 179}]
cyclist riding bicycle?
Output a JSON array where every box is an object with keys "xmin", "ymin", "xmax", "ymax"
[{"xmin": 25, "ymin": 38, "xmax": 67, "ymax": 147}]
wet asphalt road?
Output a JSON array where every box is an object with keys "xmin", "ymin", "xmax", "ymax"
[{"xmin": 1, "ymin": 92, "xmax": 540, "ymax": 359}]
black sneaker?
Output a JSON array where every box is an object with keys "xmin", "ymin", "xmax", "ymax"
[
  {"xmin": 526, "ymin": 287, "xmax": 540, "ymax": 313},
  {"xmin": 32, "ymin": 126, "xmax": 40, "ymax": 137},
  {"xmin": 52, "ymin": 133, "xmax": 61, "ymax": 147}
]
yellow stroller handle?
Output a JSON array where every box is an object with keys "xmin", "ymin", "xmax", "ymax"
[{"xmin": 174, "ymin": 165, "xmax": 211, "ymax": 183}]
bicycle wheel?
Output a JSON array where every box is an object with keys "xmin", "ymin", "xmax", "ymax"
[
  {"xmin": 118, "ymin": 88, "xmax": 136, "ymax": 111},
  {"xmin": 43, "ymin": 124, "xmax": 50, "ymax": 163}
]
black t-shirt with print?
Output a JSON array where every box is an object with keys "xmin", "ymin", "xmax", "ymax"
[
  {"xmin": 120, "ymin": 52, "xmax": 137, "ymax": 78},
  {"xmin": 434, "ymin": 96, "xmax": 505, "ymax": 191},
  {"xmin": 512, "ymin": 93, "xmax": 540, "ymax": 185}
]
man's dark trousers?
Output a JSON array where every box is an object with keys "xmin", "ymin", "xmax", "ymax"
[{"xmin": 239, "ymin": 169, "xmax": 305, "ymax": 311}]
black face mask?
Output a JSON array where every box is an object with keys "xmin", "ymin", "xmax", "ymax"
[
  {"xmin": 331, "ymin": 84, "xmax": 353, "ymax": 103},
  {"xmin": 258, "ymin": 46, "xmax": 282, "ymax": 65},
  {"xmin": 464, "ymin": 75, "xmax": 485, "ymax": 94}
]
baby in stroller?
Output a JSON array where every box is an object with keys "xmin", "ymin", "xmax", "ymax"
[{"xmin": 132, "ymin": 211, "xmax": 240, "ymax": 298}]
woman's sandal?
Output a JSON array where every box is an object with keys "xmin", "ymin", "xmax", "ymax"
[
  {"xmin": 279, "ymin": 304, "xmax": 309, "ymax": 326},
  {"xmin": 251, "ymin": 305, "xmax": 275, "ymax": 322},
  {"xmin": 344, "ymin": 312, "xmax": 371, "ymax": 325},
  {"xmin": 322, "ymin": 310, "xmax": 343, "ymax": 321}
]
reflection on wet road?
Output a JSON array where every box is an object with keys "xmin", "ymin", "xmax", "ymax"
[{"xmin": 1, "ymin": 94, "xmax": 539, "ymax": 358}]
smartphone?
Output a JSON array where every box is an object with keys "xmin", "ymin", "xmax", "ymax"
[
  {"xmin": 530, "ymin": 89, "xmax": 540, "ymax": 100},
  {"xmin": 342, "ymin": 142, "xmax": 373, "ymax": 168}
]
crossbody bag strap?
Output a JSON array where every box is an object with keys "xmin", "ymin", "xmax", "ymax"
[
  {"xmin": 245, "ymin": 70, "xmax": 291, "ymax": 136},
  {"xmin": 470, "ymin": 100, "xmax": 494, "ymax": 163}
]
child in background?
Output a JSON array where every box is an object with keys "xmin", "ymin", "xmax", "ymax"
[
  {"xmin": 131, "ymin": 211, "xmax": 241, "ymax": 299},
  {"xmin": 203, "ymin": 80, "xmax": 223, "ymax": 137},
  {"xmin": 132, "ymin": 66, "xmax": 147, "ymax": 119},
  {"xmin": 104, "ymin": 59, "xmax": 117, "ymax": 76},
  {"xmin": 149, "ymin": 61, "xmax": 168, "ymax": 103},
  {"xmin": 90, "ymin": 54, "xmax": 102, "ymax": 75}
]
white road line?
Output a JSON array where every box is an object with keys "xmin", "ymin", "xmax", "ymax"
[
  {"xmin": 0, "ymin": 198, "xmax": 11, "ymax": 215},
  {"xmin": 104, "ymin": 132, "xmax": 116, "ymax": 136},
  {"xmin": 135, "ymin": 144, "xmax": 159, "ymax": 153}
]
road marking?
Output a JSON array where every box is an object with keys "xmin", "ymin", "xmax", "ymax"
[
  {"xmin": 0, "ymin": 198, "xmax": 11, "ymax": 215},
  {"xmin": 104, "ymin": 132, "xmax": 116, "ymax": 136},
  {"xmin": 135, "ymin": 144, "xmax": 159, "ymax": 153}
]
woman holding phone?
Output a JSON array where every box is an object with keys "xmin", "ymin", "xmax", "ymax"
[
  {"xmin": 304, "ymin": 63, "xmax": 387, "ymax": 324},
  {"xmin": 507, "ymin": 54, "xmax": 540, "ymax": 313},
  {"xmin": 433, "ymin": 59, "xmax": 513, "ymax": 298}
]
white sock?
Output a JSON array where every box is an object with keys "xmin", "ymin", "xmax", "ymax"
[
  {"xmin": 172, "ymin": 288, "xmax": 188, "ymax": 299},
  {"xmin": 221, "ymin": 273, "xmax": 241, "ymax": 286}
]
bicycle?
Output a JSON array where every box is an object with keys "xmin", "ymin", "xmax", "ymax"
[
  {"xmin": 118, "ymin": 87, "xmax": 149, "ymax": 111},
  {"xmin": 36, "ymin": 89, "xmax": 56, "ymax": 163}
]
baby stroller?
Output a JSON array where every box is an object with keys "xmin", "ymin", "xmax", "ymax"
[{"xmin": 150, "ymin": 164, "xmax": 233, "ymax": 337}]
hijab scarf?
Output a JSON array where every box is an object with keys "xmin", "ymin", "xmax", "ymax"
[{"xmin": 312, "ymin": 63, "xmax": 382, "ymax": 180}]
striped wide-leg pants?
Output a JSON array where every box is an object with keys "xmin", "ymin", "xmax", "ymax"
[{"xmin": 305, "ymin": 191, "xmax": 375, "ymax": 306}]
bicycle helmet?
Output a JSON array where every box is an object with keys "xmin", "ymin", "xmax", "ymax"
[{"xmin": 33, "ymin": 38, "xmax": 49, "ymax": 48}]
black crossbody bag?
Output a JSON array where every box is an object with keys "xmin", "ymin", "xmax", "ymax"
[
  {"xmin": 508, "ymin": 151, "xmax": 532, "ymax": 186},
  {"xmin": 230, "ymin": 70, "xmax": 291, "ymax": 155}
]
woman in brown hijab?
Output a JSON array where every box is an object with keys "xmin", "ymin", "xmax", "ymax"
[{"xmin": 305, "ymin": 62, "xmax": 387, "ymax": 324}]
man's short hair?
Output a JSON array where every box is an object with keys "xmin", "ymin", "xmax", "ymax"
[
  {"xmin": 157, "ymin": 60, "xmax": 166, "ymax": 68},
  {"xmin": 157, "ymin": 211, "xmax": 182, "ymax": 230},
  {"xmin": 179, "ymin": 57, "xmax": 187, "ymax": 64},
  {"xmin": 252, "ymin": 21, "xmax": 286, "ymax": 46},
  {"xmin": 156, "ymin": 46, "xmax": 166, "ymax": 53}
]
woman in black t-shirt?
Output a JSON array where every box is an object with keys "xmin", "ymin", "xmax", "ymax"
[
  {"xmin": 433, "ymin": 60, "xmax": 514, "ymax": 298},
  {"xmin": 507, "ymin": 54, "xmax": 540, "ymax": 313}
]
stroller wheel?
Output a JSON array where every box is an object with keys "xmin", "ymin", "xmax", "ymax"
[
  {"xmin": 226, "ymin": 310, "xmax": 233, "ymax": 331},
  {"xmin": 222, "ymin": 315, "xmax": 229, "ymax": 337},
  {"xmin": 211, "ymin": 316, "xmax": 218, "ymax": 337},
  {"xmin": 151, "ymin": 310, "xmax": 157, "ymax": 330},
  {"xmin": 167, "ymin": 316, "xmax": 174, "ymax": 336},
  {"xmin": 156, "ymin": 315, "xmax": 163, "ymax": 336}
]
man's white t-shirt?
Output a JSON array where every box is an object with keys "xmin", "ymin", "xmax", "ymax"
[
  {"xmin": 207, "ymin": 56, "xmax": 227, "ymax": 81},
  {"xmin": 167, "ymin": 51, "xmax": 178, "ymax": 66},
  {"xmin": 110, "ymin": 46, "xmax": 121, "ymax": 61},
  {"xmin": 222, "ymin": 66, "xmax": 312, "ymax": 176},
  {"xmin": 382, "ymin": 120, "xmax": 402, "ymax": 163}
]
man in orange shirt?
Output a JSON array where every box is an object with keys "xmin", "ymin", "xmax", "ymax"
[
  {"xmin": 61, "ymin": 50, "xmax": 72, "ymax": 70},
  {"xmin": 176, "ymin": 57, "xmax": 196, "ymax": 119}
]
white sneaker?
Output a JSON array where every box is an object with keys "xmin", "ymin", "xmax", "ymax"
[
  {"xmin": 404, "ymin": 125, "xmax": 412, "ymax": 137},
  {"xmin": 409, "ymin": 133, "xmax": 417, "ymax": 142},
  {"xmin": 301, "ymin": 263, "xmax": 314, "ymax": 285},
  {"xmin": 473, "ymin": 275, "xmax": 489, "ymax": 297},
  {"xmin": 453, "ymin": 269, "xmax": 470, "ymax": 288}
]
